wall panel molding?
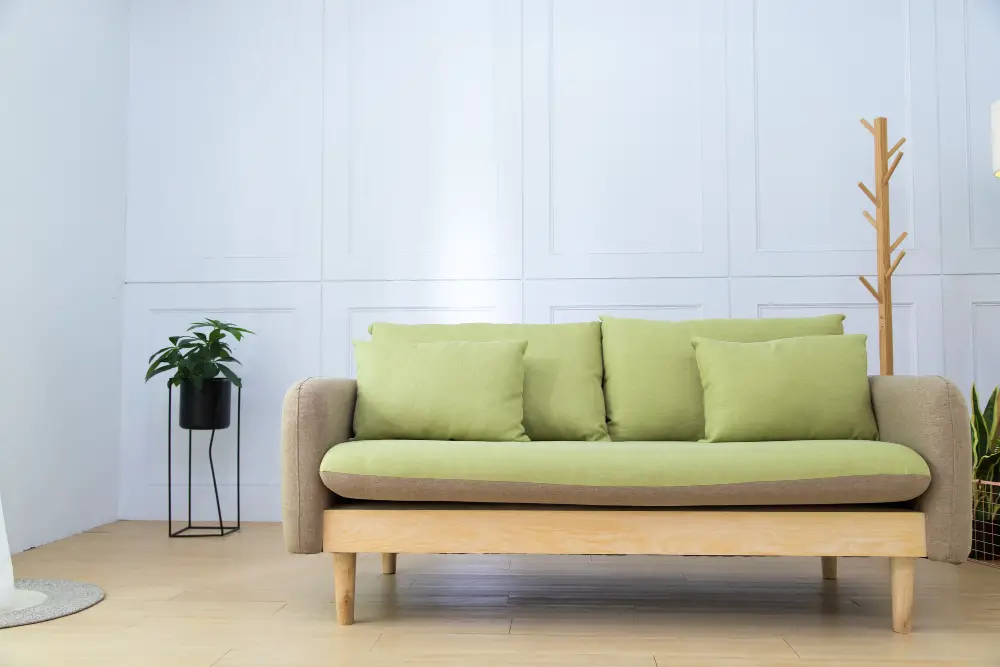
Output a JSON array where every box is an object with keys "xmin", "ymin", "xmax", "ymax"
[
  {"xmin": 322, "ymin": 281, "xmax": 522, "ymax": 376},
  {"xmin": 118, "ymin": 282, "xmax": 321, "ymax": 520},
  {"xmin": 322, "ymin": 0, "xmax": 522, "ymax": 280},
  {"xmin": 944, "ymin": 276, "xmax": 1000, "ymax": 397},
  {"xmin": 728, "ymin": 0, "xmax": 941, "ymax": 277},
  {"xmin": 940, "ymin": 0, "xmax": 1000, "ymax": 274},
  {"xmin": 119, "ymin": 0, "xmax": 999, "ymax": 520},
  {"xmin": 523, "ymin": 0, "xmax": 728, "ymax": 279},
  {"xmin": 523, "ymin": 279, "xmax": 729, "ymax": 323},
  {"xmin": 126, "ymin": 0, "xmax": 323, "ymax": 283}
]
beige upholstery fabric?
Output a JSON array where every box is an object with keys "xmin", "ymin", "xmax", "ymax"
[
  {"xmin": 281, "ymin": 374, "xmax": 971, "ymax": 563},
  {"xmin": 871, "ymin": 375, "xmax": 972, "ymax": 564},
  {"xmin": 281, "ymin": 378, "xmax": 356, "ymax": 554},
  {"xmin": 321, "ymin": 473, "xmax": 929, "ymax": 507}
]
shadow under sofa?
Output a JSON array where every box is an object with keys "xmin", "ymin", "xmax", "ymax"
[{"xmin": 281, "ymin": 374, "xmax": 971, "ymax": 634}]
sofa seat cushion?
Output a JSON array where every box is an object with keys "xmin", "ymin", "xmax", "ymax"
[{"xmin": 320, "ymin": 440, "xmax": 931, "ymax": 506}]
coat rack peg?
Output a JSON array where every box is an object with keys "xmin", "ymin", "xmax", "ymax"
[
  {"xmin": 859, "ymin": 275, "xmax": 880, "ymax": 302},
  {"xmin": 884, "ymin": 152, "xmax": 903, "ymax": 184},
  {"xmin": 887, "ymin": 250, "xmax": 906, "ymax": 278},
  {"xmin": 888, "ymin": 137, "xmax": 906, "ymax": 158},
  {"xmin": 859, "ymin": 117, "xmax": 906, "ymax": 375},
  {"xmin": 858, "ymin": 182, "xmax": 877, "ymax": 204}
]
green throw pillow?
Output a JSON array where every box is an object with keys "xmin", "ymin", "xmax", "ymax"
[
  {"xmin": 368, "ymin": 322, "xmax": 608, "ymax": 441},
  {"xmin": 353, "ymin": 340, "xmax": 529, "ymax": 442},
  {"xmin": 600, "ymin": 315, "xmax": 846, "ymax": 441},
  {"xmin": 692, "ymin": 334, "xmax": 878, "ymax": 442}
]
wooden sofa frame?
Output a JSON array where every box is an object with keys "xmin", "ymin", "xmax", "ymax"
[{"xmin": 324, "ymin": 504, "xmax": 925, "ymax": 633}]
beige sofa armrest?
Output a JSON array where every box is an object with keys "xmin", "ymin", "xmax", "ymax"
[
  {"xmin": 870, "ymin": 375, "xmax": 972, "ymax": 564},
  {"xmin": 282, "ymin": 378, "xmax": 357, "ymax": 554}
]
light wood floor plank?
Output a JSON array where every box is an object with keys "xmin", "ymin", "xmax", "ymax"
[{"xmin": 4, "ymin": 521, "xmax": 1000, "ymax": 666}]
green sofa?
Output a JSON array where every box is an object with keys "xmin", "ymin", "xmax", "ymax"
[{"xmin": 280, "ymin": 317, "xmax": 972, "ymax": 633}]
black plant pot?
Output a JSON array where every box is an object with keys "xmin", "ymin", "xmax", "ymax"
[{"xmin": 179, "ymin": 378, "xmax": 232, "ymax": 430}]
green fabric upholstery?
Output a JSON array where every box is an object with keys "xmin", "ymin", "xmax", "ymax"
[
  {"xmin": 600, "ymin": 314, "xmax": 846, "ymax": 441},
  {"xmin": 322, "ymin": 439, "xmax": 928, "ymax": 486},
  {"xmin": 353, "ymin": 340, "xmax": 529, "ymax": 442},
  {"xmin": 320, "ymin": 439, "xmax": 931, "ymax": 507},
  {"xmin": 694, "ymin": 334, "xmax": 879, "ymax": 442},
  {"xmin": 368, "ymin": 322, "xmax": 608, "ymax": 441}
]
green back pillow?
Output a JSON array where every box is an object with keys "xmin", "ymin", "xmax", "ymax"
[
  {"xmin": 600, "ymin": 315, "xmax": 846, "ymax": 441},
  {"xmin": 368, "ymin": 322, "xmax": 608, "ymax": 441},
  {"xmin": 353, "ymin": 340, "xmax": 529, "ymax": 442},
  {"xmin": 693, "ymin": 334, "xmax": 878, "ymax": 442}
]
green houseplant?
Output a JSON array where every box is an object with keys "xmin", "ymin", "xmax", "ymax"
[
  {"xmin": 970, "ymin": 384, "xmax": 1000, "ymax": 559},
  {"xmin": 145, "ymin": 319, "xmax": 254, "ymax": 430}
]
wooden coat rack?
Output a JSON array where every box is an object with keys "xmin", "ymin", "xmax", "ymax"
[{"xmin": 857, "ymin": 117, "xmax": 906, "ymax": 376}]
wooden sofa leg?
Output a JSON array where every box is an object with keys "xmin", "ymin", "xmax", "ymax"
[
  {"xmin": 381, "ymin": 553, "xmax": 397, "ymax": 575},
  {"xmin": 334, "ymin": 552, "xmax": 357, "ymax": 625},
  {"xmin": 889, "ymin": 557, "xmax": 915, "ymax": 634},
  {"xmin": 821, "ymin": 556, "xmax": 837, "ymax": 580}
]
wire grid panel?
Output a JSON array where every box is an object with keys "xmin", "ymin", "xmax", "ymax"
[{"xmin": 972, "ymin": 480, "xmax": 1000, "ymax": 567}]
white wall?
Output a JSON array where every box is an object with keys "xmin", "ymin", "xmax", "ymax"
[
  {"xmin": 0, "ymin": 1, "xmax": 129, "ymax": 552},
  {"xmin": 121, "ymin": 0, "xmax": 1000, "ymax": 521}
]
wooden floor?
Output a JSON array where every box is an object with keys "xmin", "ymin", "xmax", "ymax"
[{"xmin": 4, "ymin": 522, "xmax": 1000, "ymax": 666}]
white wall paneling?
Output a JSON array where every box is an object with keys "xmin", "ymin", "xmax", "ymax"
[
  {"xmin": 944, "ymin": 276, "xmax": 1000, "ymax": 398},
  {"xmin": 322, "ymin": 281, "xmax": 522, "ymax": 377},
  {"xmin": 522, "ymin": 0, "xmax": 729, "ymax": 279},
  {"xmin": 939, "ymin": 0, "xmax": 1000, "ymax": 274},
  {"xmin": 323, "ymin": 0, "xmax": 522, "ymax": 280},
  {"xmin": 731, "ymin": 277, "xmax": 944, "ymax": 376},
  {"xmin": 127, "ymin": 0, "xmax": 323, "ymax": 283},
  {"xmin": 116, "ymin": 0, "xmax": 1000, "ymax": 523},
  {"xmin": 522, "ymin": 279, "xmax": 730, "ymax": 324},
  {"xmin": 727, "ymin": 0, "xmax": 942, "ymax": 277},
  {"xmin": 119, "ymin": 283, "xmax": 321, "ymax": 521}
]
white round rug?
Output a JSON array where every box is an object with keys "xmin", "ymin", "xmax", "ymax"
[{"xmin": 0, "ymin": 579, "xmax": 105, "ymax": 629}]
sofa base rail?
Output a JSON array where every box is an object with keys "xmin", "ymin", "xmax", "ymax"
[{"xmin": 323, "ymin": 505, "xmax": 926, "ymax": 633}]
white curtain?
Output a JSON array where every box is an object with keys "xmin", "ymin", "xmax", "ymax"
[{"xmin": 0, "ymin": 493, "xmax": 14, "ymax": 610}]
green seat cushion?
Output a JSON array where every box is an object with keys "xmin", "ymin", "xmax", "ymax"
[
  {"xmin": 368, "ymin": 322, "xmax": 608, "ymax": 441},
  {"xmin": 320, "ymin": 439, "xmax": 930, "ymax": 506},
  {"xmin": 693, "ymin": 334, "xmax": 878, "ymax": 442},
  {"xmin": 353, "ymin": 340, "xmax": 529, "ymax": 442},
  {"xmin": 600, "ymin": 315, "xmax": 846, "ymax": 441}
]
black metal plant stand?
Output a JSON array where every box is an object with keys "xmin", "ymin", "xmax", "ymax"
[{"xmin": 167, "ymin": 384, "xmax": 241, "ymax": 537}]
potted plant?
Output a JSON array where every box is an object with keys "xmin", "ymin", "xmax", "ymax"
[
  {"xmin": 145, "ymin": 319, "xmax": 254, "ymax": 430},
  {"xmin": 971, "ymin": 384, "xmax": 1000, "ymax": 560}
]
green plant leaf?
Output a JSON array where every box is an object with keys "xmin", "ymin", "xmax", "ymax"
[
  {"xmin": 977, "ymin": 449, "xmax": 1000, "ymax": 482},
  {"xmin": 145, "ymin": 364, "xmax": 174, "ymax": 382},
  {"xmin": 217, "ymin": 363, "xmax": 241, "ymax": 388},
  {"xmin": 147, "ymin": 350, "xmax": 172, "ymax": 368},
  {"xmin": 147, "ymin": 319, "xmax": 253, "ymax": 384},
  {"xmin": 147, "ymin": 346, "xmax": 174, "ymax": 363},
  {"xmin": 985, "ymin": 388, "xmax": 999, "ymax": 449},
  {"xmin": 972, "ymin": 385, "xmax": 990, "ymax": 470}
]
